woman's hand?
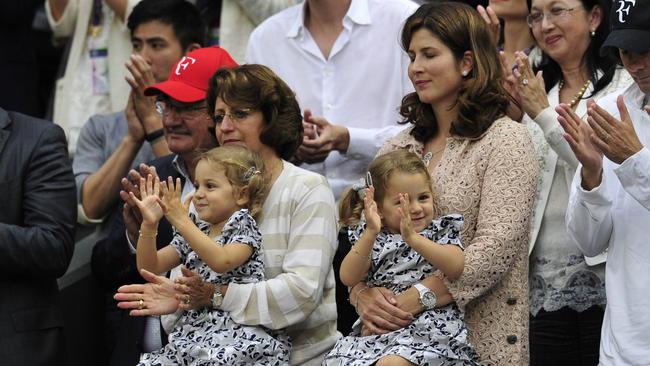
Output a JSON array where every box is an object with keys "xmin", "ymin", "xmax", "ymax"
[
  {"xmin": 353, "ymin": 285, "xmax": 413, "ymax": 335},
  {"xmin": 174, "ymin": 266, "xmax": 216, "ymax": 310},
  {"xmin": 160, "ymin": 176, "xmax": 192, "ymax": 225},
  {"xmin": 513, "ymin": 51, "xmax": 549, "ymax": 119},
  {"xmin": 557, "ymin": 103, "xmax": 603, "ymax": 189},
  {"xmin": 129, "ymin": 174, "xmax": 164, "ymax": 226},
  {"xmin": 398, "ymin": 193, "xmax": 416, "ymax": 242},
  {"xmin": 363, "ymin": 186, "xmax": 381, "ymax": 234},
  {"xmin": 476, "ymin": 5, "xmax": 500, "ymax": 45},
  {"xmin": 114, "ymin": 269, "xmax": 180, "ymax": 316},
  {"xmin": 498, "ymin": 51, "xmax": 524, "ymax": 121}
]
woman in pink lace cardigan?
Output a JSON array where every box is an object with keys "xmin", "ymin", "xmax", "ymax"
[{"xmin": 348, "ymin": 3, "xmax": 538, "ymax": 365}]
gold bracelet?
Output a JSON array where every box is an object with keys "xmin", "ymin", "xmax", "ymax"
[{"xmin": 139, "ymin": 230, "xmax": 158, "ymax": 239}]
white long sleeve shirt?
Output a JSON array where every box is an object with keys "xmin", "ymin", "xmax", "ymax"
[
  {"xmin": 246, "ymin": 0, "xmax": 417, "ymax": 198},
  {"xmin": 566, "ymin": 83, "xmax": 650, "ymax": 365}
]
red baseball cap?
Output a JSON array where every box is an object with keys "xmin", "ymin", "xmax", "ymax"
[{"xmin": 144, "ymin": 46, "xmax": 238, "ymax": 103}]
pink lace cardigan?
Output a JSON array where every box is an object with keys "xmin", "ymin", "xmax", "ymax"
[{"xmin": 378, "ymin": 117, "xmax": 538, "ymax": 365}]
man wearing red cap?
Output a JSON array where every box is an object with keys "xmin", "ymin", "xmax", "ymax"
[
  {"xmin": 558, "ymin": 0, "xmax": 650, "ymax": 364},
  {"xmin": 93, "ymin": 45, "xmax": 237, "ymax": 365}
]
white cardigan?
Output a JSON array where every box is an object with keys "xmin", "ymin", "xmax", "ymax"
[{"xmin": 525, "ymin": 68, "xmax": 633, "ymax": 264}]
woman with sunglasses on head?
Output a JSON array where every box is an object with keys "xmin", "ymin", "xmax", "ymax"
[
  {"xmin": 511, "ymin": 0, "xmax": 632, "ymax": 364},
  {"xmin": 115, "ymin": 64, "xmax": 340, "ymax": 366},
  {"xmin": 350, "ymin": 3, "xmax": 538, "ymax": 364}
]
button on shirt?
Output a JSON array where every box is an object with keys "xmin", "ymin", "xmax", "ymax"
[
  {"xmin": 246, "ymin": 0, "xmax": 417, "ymax": 198},
  {"xmin": 566, "ymin": 83, "xmax": 650, "ymax": 365}
]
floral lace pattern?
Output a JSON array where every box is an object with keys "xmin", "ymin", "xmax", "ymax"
[{"xmin": 378, "ymin": 117, "xmax": 538, "ymax": 365}]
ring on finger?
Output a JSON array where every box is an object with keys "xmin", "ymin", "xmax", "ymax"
[
  {"xmin": 138, "ymin": 299, "xmax": 144, "ymax": 310},
  {"xmin": 521, "ymin": 78, "xmax": 529, "ymax": 86},
  {"xmin": 603, "ymin": 133, "xmax": 610, "ymax": 143}
]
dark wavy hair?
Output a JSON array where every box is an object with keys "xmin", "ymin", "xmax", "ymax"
[
  {"xmin": 127, "ymin": 0, "xmax": 205, "ymax": 50},
  {"xmin": 399, "ymin": 2, "xmax": 510, "ymax": 142},
  {"xmin": 206, "ymin": 64, "xmax": 303, "ymax": 161},
  {"xmin": 526, "ymin": 0, "xmax": 618, "ymax": 97}
]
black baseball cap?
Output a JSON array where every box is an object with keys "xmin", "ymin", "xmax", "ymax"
[{"xmin": 601, "ymin": 0, "xmax": 650, "ymax": 55}]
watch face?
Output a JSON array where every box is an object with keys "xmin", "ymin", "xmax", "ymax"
[
  {"xmin": 422, "ymin": 292, "xmax": 436, "ymax": 308},
  {"xmin": 212, "ymin": 293, "xmax": 223, "ymax": 307}
]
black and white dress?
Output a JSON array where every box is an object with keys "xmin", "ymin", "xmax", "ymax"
[
  {"xmin": 138, "ymin": 209, "xmax": 290, "ymax": 366},
  {"xmin": 323, "ymin": 214, "xmax": 478, "ymax": 366}
]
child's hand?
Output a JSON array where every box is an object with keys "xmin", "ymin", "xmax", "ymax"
[
  {"xmin": 129, "ymin": 174, "xmax": 164, "ymax": 226},
  {"xmin": 363, "ymin": 186, "xmax": 381, "ymax": 234},
  {"xmin": 398, "ymin": 193, "xmax": 416, "ymax": 242},
  {"xmin": 160, "ymin": 177, "xmax": 192, "ymax": 223}
]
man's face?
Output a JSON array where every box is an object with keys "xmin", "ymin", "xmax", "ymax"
[
  {"xmin": 132, "ymin": 20, "xmax": 185, "ymax": 83},
  {"xmin": 619, "ymin": 49, "xmax": 650, "ymax": 94},
  {"xmin": 159, "ymin": 98, "xmax": 217, "ymax": 155}
]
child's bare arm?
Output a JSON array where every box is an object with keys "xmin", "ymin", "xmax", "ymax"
[
  {"xmin": 403, "ymin": 234, "xmax": 464, "ymax": 280},
  {"xmin": 340, "ymin": 186, "xmax": 381, "ymax": 287},
  {"xmin": 133, "ymin": 175, "xmax": 180, "ymax": 273},
  {"xmin": 399, "ymin": 194, "xmax": 464, "ymax": 279},
  {"xmin": 340, "ymin": 230, "xmax": 376, "ymax": 287}
]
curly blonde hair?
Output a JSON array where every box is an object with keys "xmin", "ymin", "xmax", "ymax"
[{"xmin": 197, "ymin": 145, "xmax": 268, "ymax": 220}]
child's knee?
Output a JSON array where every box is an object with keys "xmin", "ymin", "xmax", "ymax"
[{"xmin": 375, "ymin": 355, "xmax": 415, "ymax": 366}]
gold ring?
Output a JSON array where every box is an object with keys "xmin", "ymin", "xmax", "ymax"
[
  {"xmin": 138, "ymin": 299, "xmax": 144, "ymax": 310},
  {"xmin": 604, "ymin": 133, "xmax": 610, "ymax": 143}
]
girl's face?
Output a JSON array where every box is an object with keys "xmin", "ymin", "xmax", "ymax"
[
  {"xmin": 378, "ymin": 171, "xmax": 434, "ymax": 234},
  {"xmin": 407, "ymin": 29, "xmax": 470, "ymax": 109},
  {"xmin": 530, "ymin": 0, "xmax": 601, "ymax": 66},
  {"xmin": 192, "ymin": 160, "xmax": 248, "ymax": 227}
]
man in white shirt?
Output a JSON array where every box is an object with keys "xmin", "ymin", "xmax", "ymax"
[
  {"xmin": 557, "ymin": 1, "xmax": 650, "ymax": 364},
  {"xmin": 246, "ymin": 0, "xmax": 417, "ymax": 198}
]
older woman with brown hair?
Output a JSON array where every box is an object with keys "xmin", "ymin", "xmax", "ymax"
[
  {"xmin": 348, "ymin": 3, "xmax": 538, "ymax": 365},
  {"xmin": 115, "ymin": 64, "xmax": 340, "ymax": 366}
]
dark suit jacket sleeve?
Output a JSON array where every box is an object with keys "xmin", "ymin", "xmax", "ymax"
[{"xmin": 0, "ymin": 124, "xmax": 76, "ymax": 278}]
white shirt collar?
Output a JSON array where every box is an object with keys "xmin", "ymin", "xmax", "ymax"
[{"xmin": 286, "ymin": 0, "xmax": 372, "ymax": 39}]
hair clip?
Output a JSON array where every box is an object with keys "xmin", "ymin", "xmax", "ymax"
[
  {"xmin": 243, "ymin": 166, "xmax": 261, "ymax": 182},
  {"xmin": 352, "ymin": 172, "xmax": 373, "ymax": 199}
]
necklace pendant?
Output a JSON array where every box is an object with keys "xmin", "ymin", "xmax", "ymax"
[{"xmin": 423, "ymin": 151, "xmax": 433, "ymax": 165}]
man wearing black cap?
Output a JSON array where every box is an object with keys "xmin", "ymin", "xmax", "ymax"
[{"xmin": 558, "ymin": 0, "xmax": 650, "ymax": 364}]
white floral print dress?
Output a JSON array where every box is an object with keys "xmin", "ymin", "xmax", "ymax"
[
  {"xmin": 323, "ymin": 214, "xmax": 478, "ymax": 366},
  {"xmin": 138, "ymin": 209, "xmax": 290, "ymax": 366}
]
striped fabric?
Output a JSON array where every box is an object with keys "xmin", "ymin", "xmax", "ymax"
[{"xmin": 220, "ymin": 161, "xmax": 341, "ymax": 365}]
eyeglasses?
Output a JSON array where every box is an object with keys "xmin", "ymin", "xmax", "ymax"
[
  {"xmin": 155, "ymin": 99, "xmax": 207, "ymax": 118},
  {"xmin": 526, "ymin": 7, "xmax": 580, "ymax": 28},
  {"xmin": 211, "ymin": 108, "xmax": 253, "ymax": 124}
]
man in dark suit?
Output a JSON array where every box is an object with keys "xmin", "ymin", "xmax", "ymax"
[{"xmin": 0, "ymin": 107, "xmax": 76, "ymax": 365}]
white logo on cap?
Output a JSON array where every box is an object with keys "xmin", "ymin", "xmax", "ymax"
[
  {"xmin": 616, "ymin": 0, "xmax": 636, "ymax": 23},
  {"xmin": 175, "ymin": 56, "xmax": 196, "ymax": 75}
]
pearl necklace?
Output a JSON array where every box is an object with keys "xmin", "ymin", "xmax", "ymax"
[{"xmin": 559, "ymin": 79, "xmax": 591, "ymax": 109}]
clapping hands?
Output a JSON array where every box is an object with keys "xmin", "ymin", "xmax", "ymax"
[
  {"xmin": 159, "ymin": 177, "xmax": 193, "ymax": 226},
  {"xmin": 398, "ymin": 193, "xmax": 416, "ymax": 242},
  {"xmin": 129, "ymin": 174, "xmax": 164, "ymax": 226},
  {"xmin": 363, "ymin": 186, "xmax": 381, "ymax": 235}
]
